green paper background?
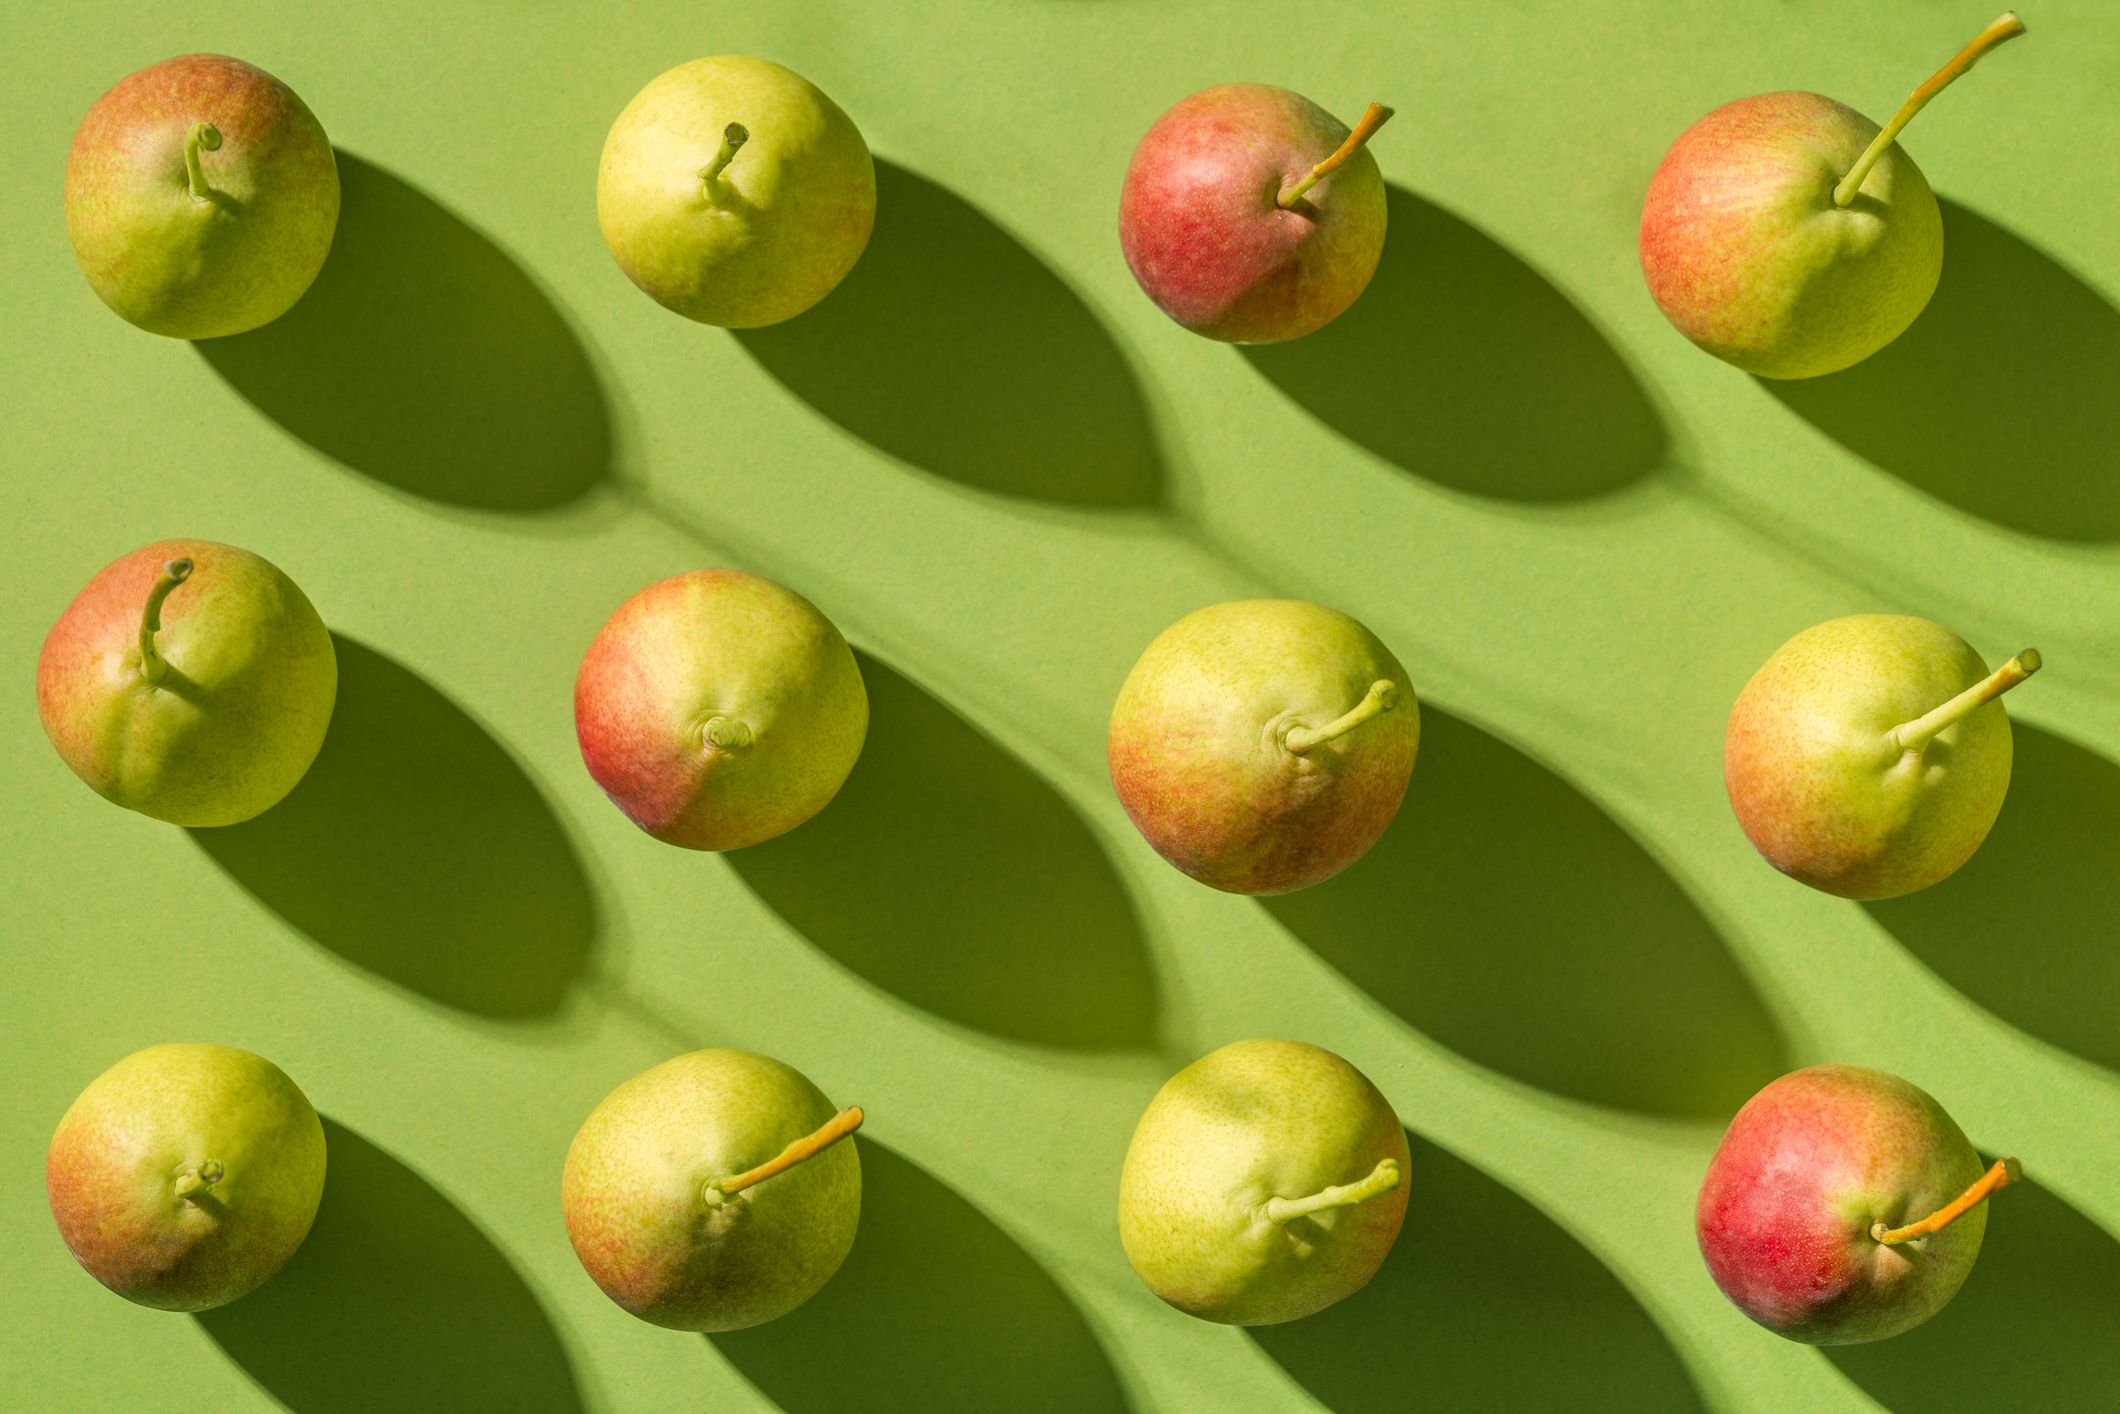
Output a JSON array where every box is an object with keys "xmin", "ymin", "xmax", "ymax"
[{"xmin": 3, "ymin": 1, "xmax": 2115, "ymax": 1409}]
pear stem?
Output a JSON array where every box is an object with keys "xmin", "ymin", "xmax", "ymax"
[
  {"xmin": 700, "ymin": 122, "xmax": 749, "ymax": 198},
  {"xmin": 1872, "ymin": 1157, "xmax": 2019, "ymax": 1243},
  {"xmin": 173, "ymin": 1159, "xmax": 224, "ymax": 1200},
  {"xmin": 1285, "ymin": 680, "xmax": 1399, "ymax": 753},
  {"xmin": 183, "ymin": 121, "xmax": 222, "ymax": 203},
  {"xmin": 1277, "ymin": 102, "xmax": 1394, "ymax": 209},
  {"xmin": 1833, "ymin": 13, "xmax": 2025, "ymax": 207},
  {"xmin": 703, "ymin": 716, "xmax": 752, "ymax": 750},
  {"xmin": 703, "ymin": 1106, "xmax": 863, "ymax": 1204},
  {"xmin": 1889, "ymin": 649, "xmax": 2041, "ymax": 753},
  {"xmin": 1266, "ymin": 1158, "xmax": 1402, "ymax": 1223},
  {"xmin": 138, "ymin": 558, "xmax": 195, "ymax": 685}
]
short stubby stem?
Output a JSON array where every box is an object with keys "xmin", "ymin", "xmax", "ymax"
[
  {"xmin": 1889, "ymin": 649, "xmax": 2040, "ymax": 753},
  {"xmin": 1265, "ymin": 1158, "xmax": 1402, "ymax": 1224},
  {"xmin": 1834, "ymin": 13, "xmax": 2025, "ymax": 207},
  {"xmin": 1873, "ymin": 1157, "xmax": 2020, "ymax": 1243},
  {"xmin": 1285, "ymin": 680, "xmax": 1399, "ymax": 754},
  {"xmin": 173, "ymin": 1159, "xmax": 224, "ymax": 1201},
  {"xmin": 702, "ymin": 715, "xmax": 752, "ymax": 750},
  {"xmin": 138, "ymin": 557, "xmax": 195, "ymax": 685},
  {"xmin": 184, "ymin": 122, "xmax": 223, "ymax": 203},
  {"xmin": 1278, "ymin": 102, "xmax": 1394, "ymax": 209},
  {"xmin": 701, "ymin": 1106, "xmax": 863, "ymax": 1208},
  {"xmin": 699, "ymin": 122, "xmax": 749, "ymax": 200}
]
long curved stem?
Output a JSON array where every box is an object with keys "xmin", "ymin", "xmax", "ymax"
[
  {"xmin": 1833, "ymin": 13, "xmax": 2025, "ymax": 207},
  {"xmin": 183, "ymin": 122, "xmax": 222, "ymax": 203},
  {"xmin": 700, "ymin": 122, "xmax": 749, "ymax": 200},
  {"xmin": 1286, "ymin": 680, "xmax": 1399, "ymax": 753},
  {"xmin": 138, "ymin": 558, "xmax": 195, "ymax": 685},
  {"xmin": 1266, "ymin": 1158, "xmax": 1401, "ymax": 1223},
  {"xmin": 704, "ymin": 1106, "xmax": 863, "ymax": 1204},
  {"xmin": 1872, "ymin": 1157, "xmax": 2019, "ymax": 1243},
  {"xmin": 1889, "ymin": 650, "xmax": 2040, "ymax": 753},
  {"xmin": 1277, "ymin": 102, "xmax": 1394, "ymax": 209}
]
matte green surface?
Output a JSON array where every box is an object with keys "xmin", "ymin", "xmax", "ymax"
[{"xmin": 2, "ymin": 2, "xmax": 2115, "ymax": 1410}]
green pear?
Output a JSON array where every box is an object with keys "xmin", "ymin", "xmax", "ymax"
[
  {"xmin": 1108, "ymin": 599, "xmax": 1418, "ymax": 894},
  {"xmin": 1640, "ymin": 15, "xmax": 2025, "ymax": 378},
  {"xmin": 47, "ymin": 1043, "xmax": 326, "ymax": 1311},
  {"xmin": 1725, "ymin": 614, "xmax": 2040, "ymax": 899},
  {"xmin": 597, "ymin": 56, "xmax": 875, "ymax": 327},
  {"xmin": 562, "ymin": 1049, "xmax": 862, "ymax": 1331},
  {"xmin": 66, "ymin": 53, "xmax": 339, "ymax": 339},
  {"xmin": 1119, "ymin": 1039, "xmax": 1410, "ymax": 1326},
  {"xmin": 37, "ymin": 540, "xmax": 337, "ymax": 827}
]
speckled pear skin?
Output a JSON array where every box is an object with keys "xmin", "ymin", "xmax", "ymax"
[
  {"xmin": 1108, "ymin": 599, "xmax": 1417, "ymax": 895},
  {"xmin": 1725, "ymin": 615, "xmax": 2013, "ymax": 900},
  {"xmin": 46, "ymin": 1043, "xmax": 326, "ymax": 1312},
  {"xmin": 561, "ymin": 1049, "xmax": 861, "ymax": 1332},
  {"xmin": 1118, "ymin": 1039, "xmax": 1410, "ymax": 1326},
  {"xmin": 65, "ymin": 54, "xmax": 339, "ymax": 339},
  {"xmin": 36, "ymin": 539, "xmax": 338, "ymax": 827},
  {"xmin": 597, "ymin": 56, "xmax": 875, "ymax": 328},
  {"xmin": 1697, "ymin": 1064, "xmax": 1989, "ymax": 1344},
  {"xmin": 574, "ymin": 569, "xmax": 868, "ymax": 851},
  {"xmin": 1119, "ymin": 84, "xmax": 1387, "ymax": 344},
  {"xmin": 1639, "ymin": 92, "xmax": 1941, "ymax": 379}
]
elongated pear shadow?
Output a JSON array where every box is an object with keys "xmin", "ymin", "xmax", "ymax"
[
  {"xmin": 1263, "ymin": 708, "xmax": 1785, "ymax": 1117},
  {"xmin": 1826, "ymin": 1178, "xmax": 2120, "ymax": 1410},
  {"xmin": 1241, "ymin": 185, "xmax": 1668, "ymax": 501},
  {"xmin": 725, "ymin": 653, "xmax": 1156, "ymax": 1049},
  {"xmin": 196, "ymin": 1118, "xmax": 584, "ymax": 1412},
  {"xmin": 198, "ymin": 152, "xmax": 611, "ymax": 510},
  {"xmin": 191, "ymin": 635, "xmax": 598, "ymax": 1017},
  {"xmin": 735, "ymin": 159, "xmax": 1165, "ymax": 507},
  {"xmin": 1253, "ymin": 1136, "xmax": 1703, "ymax": 1411},
  {"xmin": 708, "ymin": 1140, "xmax": 1131, "ymax": 1412},
  {"xmin": 1865, "ymin": 723, "xmax": 2120, "ymax": 1074},
  {"xmin": 1764, "ymin": 201, "xmax": 2120, "ymax": 540}
]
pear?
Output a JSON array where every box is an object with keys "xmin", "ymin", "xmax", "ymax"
[
  {"xmin": 562, "ymin": 1049, "xmax": 862, "ymax": 1331},
  {"xmin": 573, "ymin": 569, "xmax": 867, "ymax": 850},
  {"xmin": 1118, "ymin": 1039, "xmax": 1409, "ymax": 1325},
  {"xmin": 598, "ymin": 56, "xmax": 875, "ymax": 328},
  {"xmin": 37, "ymin": 540, "xmax": 337, "ymax": 826},
  {"xmin": 1725, "ymin": 614, "xmax": 2039, "ymax": 899},
  {"xmin": 66, "ymin": 54, "xmax": 339, "ymax": 339},
  {"xmin": 47, "ymin": 1043, "xmax": 326, "ymax": 1311},
  {"xmin": 1108, "ymin": 599, "xmax": 1418, "ymax": 894},
  {"xmin": 1698, "ymin": 1064, "xmax": 2016, "ymax": 1344}
]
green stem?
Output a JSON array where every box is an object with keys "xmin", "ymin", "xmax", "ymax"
[
  {"xmin": 1278, "ymin": 102, "xmax": 1393, "ymax": 209},
  {"xmin": 173, "ymin": 1159, "xmax": 224, "ymax": 1201},
  {"xmin": 1833, "ymin": 13, "xmax": 2025, "ymax": 207},
  {"xmin": 1285, "ymin": 680, "xmax": 1399, "ymax": 753},
  {"xmin": 703, "ymin": 715, "xmax": 752, "ymax": 750},
  {"xmin": 183, "ymin": 122, "xmax": 222, "ymax": 203},
  {"xmin": 138, "ymin": 558, "xmax": 195, "ymax": 685},
  {"xmin": 699, "ymin": 122, "xmax": 749, "ymax": 199},
  {"xmin": 1889, "ymin": 650, "xmax": 2040, "ymax": 753},
  {"xmin": 1266, "ymin": 1158, "xmax": 1402, "ymax": 1223}
]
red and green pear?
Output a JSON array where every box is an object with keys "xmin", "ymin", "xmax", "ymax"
[
  {"xmin": 1120, "ymin": 84, "xmax": 1391, "ymax": 343},
  {"xmin": 1698, "ymin": 1064, "xmax": 2016, "ymax": 1344}
]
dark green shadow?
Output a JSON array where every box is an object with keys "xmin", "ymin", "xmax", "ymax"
[
  {"xmin": 192, "ymin": 635, "xmax": 598, "ymax": 1018},
  {"xmin": 1764, "ymin": 201, "xmax": 2120, "ymax": 541},
  {"xmin": 197, "ymin": 1118, "xmax": 583, "ymax": 1412},
  {"xmin": 198, "ymin": 152, "xmax": 610, "ymax": 511},
  {"xmin": 726, "ymin": 654, "xmax": 1155, "ymax": 1049},
  {"xmin": 709, "ymin": 1140, "xmax": 1130, "ymax": 1412},
  {"xmin": 1241, "ymin": 185, "xmax": 1668, "ymax": 501},
  {"xmin": 1826, "ymin": 1178, "xmax": 2119, "ymax": 1412},
  {"xmin": 1253, "ymin": 1136, "xmax": 1704, "ymax": 1412},
  {"xmin": 1866, "ymin": 723, "xmax": 2120, "ymax": 1074},
  {"xmin": 735, "ymin": 159, "xmax": 1165, "ymax": 507},
  {"xmin": 1264, "ymin": 708, "xmax": 1784, "ymax": 1117}
]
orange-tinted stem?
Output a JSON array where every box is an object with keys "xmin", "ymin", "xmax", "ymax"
[
  {"xmin": 1277, "ymin": 102, "xmax": 1394, "ymax": 209},
  {"xmin": 1872, "ymin": 1157, "xmax": 2020, "ymax": 1244},
  {"xmin": 712, "ymin": 1106, "xmax": 864, "ymax": 1197}
]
